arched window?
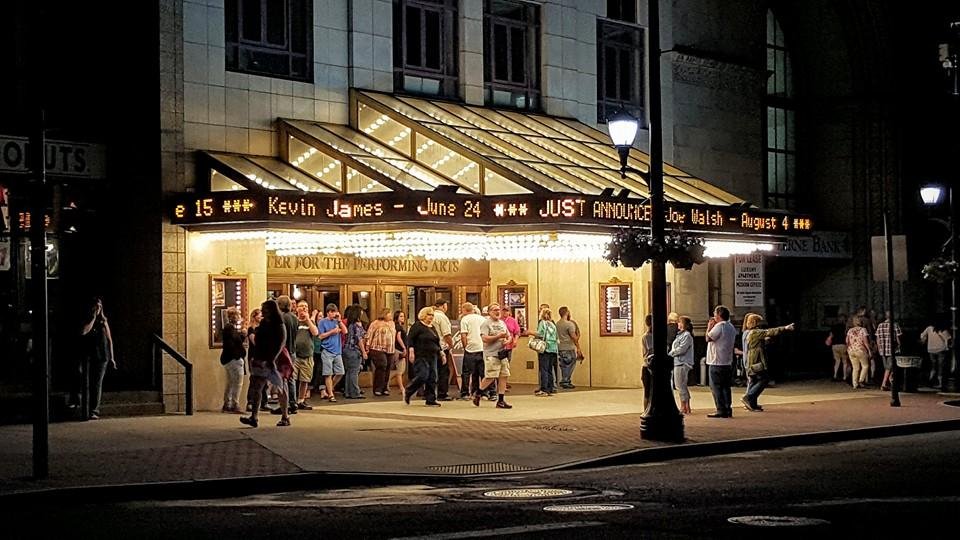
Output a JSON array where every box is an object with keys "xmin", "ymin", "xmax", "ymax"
[{"xmin": 765, "ymin": 9, "xmax": 795, "ymax": 209}]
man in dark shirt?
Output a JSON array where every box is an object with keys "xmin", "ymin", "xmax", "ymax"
[{"xmin": 275, "ymin": 295, "xmax": 299, "ymax": 416}]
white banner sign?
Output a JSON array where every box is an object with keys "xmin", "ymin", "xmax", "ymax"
[
  {"xmin": 734, "ymin": 253, "xmax": 764, "ymax": 307},
  {"xmin": 0, "ymin": 135, "xmax": 106, "ymax": 178}
]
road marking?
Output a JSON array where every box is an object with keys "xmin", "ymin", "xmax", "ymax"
[
  {"xmin": 544, "ymin": 503, "xmax": 634, "ymax": 512},
  {"xmin": 728, "ymin": 515, "xmax": 830, "ymax": 527},
  {"xmin": 792, "ymin": 495, "xmax": 960, "ymax": 507},
  {"xmin": 389, "ymin": 521, "xmax": 606, "ymax": 540}
]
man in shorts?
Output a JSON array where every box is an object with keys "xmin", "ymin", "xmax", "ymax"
[
  {"xmin": 459, "ymin": 302, "xmax": 485, "ymax": 399},
  {"xmin": 317, "ymin": 303, "xmax": 347, "ymax": 402},
  {"xmin": 293, "ymin": 300, "xmax": 319, "ymax": 410},
  {"xmin": 472, "ymin": 303, "xmax": 512, "ymax": 409}
]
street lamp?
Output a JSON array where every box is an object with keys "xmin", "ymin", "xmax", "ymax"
[
  {"xmin": 921, "ymin": 183, "xmax": 958, "ymax": 393},
  {"xmin": 606, "ymin": 0, "xmax": 684, "ymax": 442}
]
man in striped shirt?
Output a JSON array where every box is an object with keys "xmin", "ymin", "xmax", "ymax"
[{"xmin": 876, "ymin": 311, "xmax": 902, "ymax": 391}]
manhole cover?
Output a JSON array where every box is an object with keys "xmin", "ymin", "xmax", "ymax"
[
  {"xmin": 483, "ymin": 488, "xmax": 575, "ymax": 499},
  {"xmin": 544, "ymin": 504, "xmax": 634, "ymax": 513},
  {"xmin": 532, "ymin": 424, "xmax": 579, "ymax": 432},
  {"xmin": 728, "ymin": 515, "xmax": 830, "ymax": 527}
]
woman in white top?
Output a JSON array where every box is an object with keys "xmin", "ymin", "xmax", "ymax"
[
  {"xmin": 920, "ymin": 320, "xmax": 952, "ymax": 388},
  {"xmin": 668, "ymin": 316, "xmax": 695, "ymax": 414}
]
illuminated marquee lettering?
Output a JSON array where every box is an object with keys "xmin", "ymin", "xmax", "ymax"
[
  {"xmin": 326, "ymin": 199, "xmax": 384, "ymax": 218},
  {"xmin": 592, "ymin": 200, "xmax": 649, "ymax": 221},
  {"xmin": 539, "ymin": 198, "xmax": 585, "ymax": 218},
  {"xmin": 690, "ymin": 207, "xmax": 724, "ymax": 227},
  {"xmin": 269, "ymin": 196, "xmax": 317, "ymax": 217},
  {"xmin": 417, "ymin": 197, "xmax": 457, "ymax": 217},
  {"xmin": 740, "ymin": 212, "xmax": 779, "ymax": 232}
]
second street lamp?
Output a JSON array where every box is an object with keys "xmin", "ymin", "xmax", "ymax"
[{"xmin": 920, "ymin": 183, "xmax": 958, "ymax": 393}]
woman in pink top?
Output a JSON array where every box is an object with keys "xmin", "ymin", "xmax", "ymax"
[
  {"xmin": 502, "ymin": 307, "xmax": 521, "ymax": 359},
  {"xmin": 846, "ymin": 317, "xmax": 872, "ymax": 389}
]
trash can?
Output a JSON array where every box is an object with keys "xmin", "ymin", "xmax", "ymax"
[{"xmin": 896, "ymin": 356, "xmax": 923, "ymax": 393}]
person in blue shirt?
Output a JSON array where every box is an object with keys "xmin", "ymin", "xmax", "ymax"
[{"xmin": 317, "ymin": 303, "xmax": 347, "ymax": 402}]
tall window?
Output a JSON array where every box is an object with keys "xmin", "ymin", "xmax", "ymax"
[
  {"xmin": 484, "ymin": 0, "xmax": 540, "ymax": 110},
  {"xmin": 394, "ymin": 0, "xmax": 459, "ymax": 97},
  {"xmin": 765, "ymin": 9, "xmax": 795, "ymax": 209},
  {"xmin": 596, "ymin": 4, "xmax": 644, "ymax": 124},
  {"xmin": 225, "ymin": 0, "xmax": 312, "ymax": 82}
]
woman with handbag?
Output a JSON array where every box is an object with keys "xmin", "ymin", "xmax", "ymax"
[
  {"xmin": 526, "ymin": 308, "xmax": 559, "ymax": 396},
  {"xmin": 241, "ymin": 299, "xmax": 291, "ymax": 428}
]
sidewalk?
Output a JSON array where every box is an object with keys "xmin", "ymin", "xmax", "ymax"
[{"xmin": 1, "ymin": 380, "xmax": 958, "ymax": 498}]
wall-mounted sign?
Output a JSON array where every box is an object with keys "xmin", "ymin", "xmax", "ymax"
[
  {"xmin": 267, "ymin": 252, "xmax": 489, "ymax": 281},
  {"xmin": 0, "ymin": 135, "xmax": 107, "ymax": 178},
  {"xmin": 169, "ymin": 191, "xmax": 815, "ymax": 237},
  {"xmin": 734, "ymin": 253, "xmax": 764, "ymax": 307},
  {"xmin": 776, "ymin": 231, "xmax": 851, "ymax": 258},
  {"xmin": 600, "ymin": 280, "xmax": 633, "ymax": 336}
]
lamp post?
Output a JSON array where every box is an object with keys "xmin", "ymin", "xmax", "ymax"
[
  {"xmin": 606, "ymin": 0, "xmax": 684, "ymax": 442},
  {"xmin": 921, "ymin": 184, "xmax": 958, "ymax": 393}
]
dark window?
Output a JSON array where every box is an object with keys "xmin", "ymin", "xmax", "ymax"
[
  {"xmin": 394, "ymin": 0, "xmax": 459, "ymax": 98},
  {"xmin": 597, "ymin": 20, "xmax": 644, "ymax": 124},
  {"xmin": 765, "ymin": 9, "xmax": 796, "ymax": 210},
  {"xmin": 606, "ymin": 0, "xmax": 636, "ymax": 23},
  {"xmin": 484, "ymin": 0, "xmax": 540, "ymax": 110},
  {"xmin": 225, "ymin": 0, "xmax": 312, "ymax": 82}
]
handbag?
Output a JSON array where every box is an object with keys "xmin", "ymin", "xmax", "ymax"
[
  {"xmin": 528, "ymin": 337, "xmax": 547, "ymax": 354},
  {"xmin": 275, "ymin": 346, "xmax": 294, "ymax": 380}
]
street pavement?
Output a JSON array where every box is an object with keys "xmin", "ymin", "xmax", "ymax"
[{"xmin": 1, "ymin": 380, "xmax": 958, "ymax": 498}]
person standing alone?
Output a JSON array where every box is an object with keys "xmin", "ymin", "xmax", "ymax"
[
  {"xmin": 705, "ymin": 305, "xmax": 737, "ymax": 418},
  {"xmin": 81, "ymin": 297, "xmax": 116, "ymax": 420}
]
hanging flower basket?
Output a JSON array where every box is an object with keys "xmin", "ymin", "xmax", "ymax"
[
  {"xmin": 922, "ymin": 257, "xmax": 958, "ymax": 283},
  {"xmin": 605, "ymin": 229, "xmax": 706, "ymax": 270}
]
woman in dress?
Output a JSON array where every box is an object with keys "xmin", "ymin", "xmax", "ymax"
[
  {"xmin": 668, "ymin": 316, "xmax": 694, "ymax": 414},
  {"xmin": 391, "ymin": 310, "xmax": 409, "ymax": 395},
  {"xmin": 366, "ymin": 309, "xmax": 397, "ymax": 396},
  {"xmin": 404, "ymin": 307, "xmax": 442, "ymax": 406},
  {"xmin": 241, "ymin": 299, "xmax": 290, "ymax": 427},
  {"xmin": 527, "ymin": 308, "xmax": 559, "ymax": 396}
]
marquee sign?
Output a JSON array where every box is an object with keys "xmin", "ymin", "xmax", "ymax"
[{"xmin": 169, "ymin": 191, "xmax": 814, "ymax": 236}]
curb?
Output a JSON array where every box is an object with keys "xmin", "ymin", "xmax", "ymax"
[{"xmin": 3, "ymin": 418, "xmax": 960, "ymax": 505}]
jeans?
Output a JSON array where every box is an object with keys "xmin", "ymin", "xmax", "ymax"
[
  {"xmin": 222, "ymin": 358, "xmax": 245, "ymax": 410},
  {"xmin": 538, "ymin": 352, "xmax": 558, "ymax": 392},
  {"xmin": 558, "ymin": 350, "xmax": 577, "ymax": 385},
  {"xmin": 369, "ymin": 350, "xmax": 390, "ymax": 393},
  {"xmin": 708, "ymin": 365, "xmax": 733, "ymax": 415},
  {"xmin": 406, "ymin": 356, "xmax": 438, "ymax": 403},
  {"xmin": 342, "ymin": 348, "xmax": 362, "ymax": 398},
  {"xmin": 88, "ymin": 358, "xmax": 110, "ymax": 416},
  {"xmin": 930, "ymin": 351, "xmax": 948, "ymax": 385},
  {"xmin": 437, "ymin": 350, "xmax": 452, "ymax": 397},
  {"xmin": 744, "ymin": 371, "xmax": 769, "ymax": 407},
  {"xmin": 673, "ymin": 364, "xmax": 692, "ymax": 402},
  {"xmin": 461, "ymin": 352, "xmax": 483, "ymax": 396}
]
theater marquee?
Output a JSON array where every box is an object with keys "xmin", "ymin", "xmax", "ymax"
[{"xmin": 170, "ymin": 191, "xmax": 813, "ymax": 236}]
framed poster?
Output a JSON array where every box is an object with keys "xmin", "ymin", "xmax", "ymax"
[
  {"xmin": 600, "ymin": 280, "xmax": 633, "ymax": 336},
  {"xmin": 498, "ymin": 282, "xmax": 528, "ymax": 333},
  {"xmin": 210, "ymin": 274, "xmax": 248, "ymax": 348}
]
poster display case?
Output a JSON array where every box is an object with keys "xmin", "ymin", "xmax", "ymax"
[
  {"xmin": 600, "ymin": 279, "xmax": 633, "ymax": 336},
  {"xmin": 497, "ymin": 281, "xmax": 528, "ymax": 333},
  {"xmin": 210, "ymin": 272, "xmax": 247, "ymax": 348}
]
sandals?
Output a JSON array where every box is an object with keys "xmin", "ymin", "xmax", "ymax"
[
  {"xmin": 328, "ymin": 396, "xmax": 337, "ymax": 403},
  {"xmin": 276, "ymin": 418, "xmax": 291, "ymax": 427}
]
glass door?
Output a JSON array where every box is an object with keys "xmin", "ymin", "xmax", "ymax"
[{"xmin": 346, "ymin": 285, "xmax": 374, "ymax": 324}]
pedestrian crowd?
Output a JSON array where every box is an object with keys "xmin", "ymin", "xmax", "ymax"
[{"xmin": 217, "ymin": 297, "xmax": 586, "ymax": 428}]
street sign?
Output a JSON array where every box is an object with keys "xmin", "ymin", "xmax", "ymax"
[{"xmin": 871, "ymin": 235, "xmax": 908, "ymax": 282}]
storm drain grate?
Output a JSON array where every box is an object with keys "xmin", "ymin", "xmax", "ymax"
[
  {"xmin": 427, "ymin": 462, "xmax": 534, "ymax": 474},
  {"xmin": 531, "ymin": 424, "xmax": 579, "ymax": 432}
]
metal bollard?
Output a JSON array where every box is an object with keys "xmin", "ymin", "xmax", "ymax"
[{"xmin": 700, "ymin": 358, "xmax": 708, "ymax": 386}]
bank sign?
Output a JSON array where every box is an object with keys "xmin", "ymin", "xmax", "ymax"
[{"xmin": 0, "ymin": 135, "xmax": 107, "ymax": 178}]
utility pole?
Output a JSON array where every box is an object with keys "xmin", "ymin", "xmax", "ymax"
[{"xmin": 31, "ymin": 110, "xmax": 49, "ymax": 479}]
